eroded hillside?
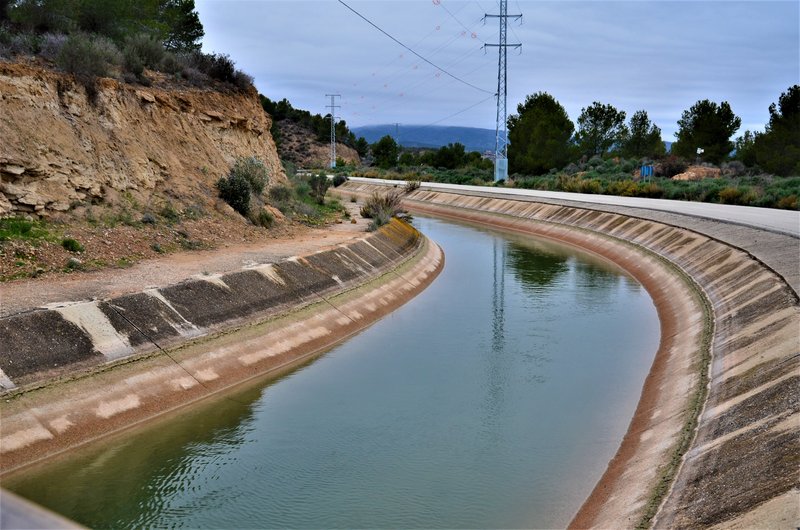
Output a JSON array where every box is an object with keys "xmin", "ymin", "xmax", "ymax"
[
  {"xmin": 276, "ymin": 119, "xmax": 360, "ymax": 168},
  {"xmin": 0, "ymin": 62, "xmax": 285, "ymax": 217}
]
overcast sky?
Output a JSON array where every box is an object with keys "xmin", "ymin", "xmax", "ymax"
[{"xmin": 196, "ymin": 0, "xmax": 799, "ymax": 141}]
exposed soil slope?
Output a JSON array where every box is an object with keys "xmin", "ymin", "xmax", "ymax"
[{"xmin": 0, "ymin": 62, "xmax": 284, "ymax": 217}]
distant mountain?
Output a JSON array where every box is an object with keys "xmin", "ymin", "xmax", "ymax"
[
  {"xmin": 354, "ymin": 124, "xmax": 673, "ymax": 156},
  {"xmin": 353, "ymin": 125, "xmax": 496, "ymax": 153}
]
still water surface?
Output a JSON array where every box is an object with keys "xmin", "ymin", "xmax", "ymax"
[{"xmin": 7, "ymin": 217, "xmax": 660, "ymax": 528}]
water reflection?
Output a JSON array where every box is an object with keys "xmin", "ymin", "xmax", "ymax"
[
  {"xmin": 505, "ymin": 242, "xmax": 569, "ymax": 291},
  {"xmin": 7, "ymin": 380, "xmax": 268, "ymax": 529}
]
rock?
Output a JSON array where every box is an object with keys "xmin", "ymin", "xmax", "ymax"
[
  {"xmin": 3, "ymin": 164, "xmax": 25, "ymax": 175},
  {"xmin": 136, "ymin": 91, "xmax": 156, "ymax": 103},
  {"xmin": 264, "ymin": 205, "xmax": 285, "ymax": 221}
]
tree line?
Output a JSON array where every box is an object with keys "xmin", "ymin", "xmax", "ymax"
[
  {"xmin": 1, "ymin": 0, "xmax": 253, "ymax": 92},
  {"xmin": 508, "ymin": 85, "xmax": 799, "ymax": 177},
  {"xmin": 2, "ymin": 0, "xmax": 203, "ymax": 51}
]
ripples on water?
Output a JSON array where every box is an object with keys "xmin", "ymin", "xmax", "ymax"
[{"xmin": 7, "ymin": 217, "xmax": 659, "ymax": 529}]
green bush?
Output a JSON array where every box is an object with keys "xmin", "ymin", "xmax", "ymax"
[
  {"xmin": 216, "ymin": 173, "xmax": 251, "ymax": 216},
  {"xmin": 332, "ymin": 174, "xmax": 347, "ymax": 187},
  {"xmin": 360, "ymin": 191, "xmax": 405, "ymax": 231},
  {"xmin": 308, "ymin": 173, "xmax": 330, "ymax": 205},
  {"xmin": 231, "ymin": 156, "xmax": 269, "ymax": 195},
  {"xmin": 124, "ymin": 33, "xmax": 163, "ymax": 69},
  {"xmin": 268, "ymin": 185, "xmax": 292, "ymax": 203},
  {"xmin": 249, "ymin": 209, "xmax": 274, "ymax": 228},
  {"xmin": 159, "ymin": 202, "xmax": 181, "ymax": 222},
  {"xmin": 61, "ymin": 237, "xmax": 84, "ymax": 252},
  {"xmin": 56, "ymin": 33, "xmax": 117, "ymax": 96}
]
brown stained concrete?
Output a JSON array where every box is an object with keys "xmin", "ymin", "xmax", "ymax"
[
  {"xmin": 0, "ymin": 235, "xmax": 443, "ymax": 475},
  {"xmin": 338, "ymin": 183, "xmax": 799, "ymax": 529}
]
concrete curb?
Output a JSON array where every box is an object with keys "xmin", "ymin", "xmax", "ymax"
[{"xmin": 0, "ymin": 219, "xmax": 419, "ymax": 391}]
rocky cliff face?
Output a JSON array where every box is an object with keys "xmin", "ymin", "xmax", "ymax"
[{"xmin": 0, "ymin": 62, "xmax": 284, "ymax": 217}]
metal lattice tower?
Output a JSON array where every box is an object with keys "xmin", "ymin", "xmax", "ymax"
[
  {"xmin": 484, "ymin": 1, "xmax": 521, "ymax": 182},
  {"xmin": 325, "ymin": 94, "xmax": 341, "ymax": 168}
]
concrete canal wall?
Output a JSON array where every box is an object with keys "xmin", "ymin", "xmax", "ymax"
[
  {"xmin": 0, "ymin": 219, "xmax": 443, "ymax": 472},
  {"xmin": 338, "ymin": 181, "xmax": 799, "ymax": 529}
]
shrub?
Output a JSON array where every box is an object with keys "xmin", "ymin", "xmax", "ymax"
[
  {"xmin": 40, "ymin": 32, "xmax": 67, "ymax": 61},
  {"xmin": 721, "ymin": 160, "xmax": 746, "ymax": 177},
  {"xmin": 61, "ymin": 237, "xmax": 84, "ymax": 252},
  {"xmin": 404, "ymin": 180, "xmax": 420, "ymax": 193},
  {"xmin": 776, "ymin": 194, "xmax": 798, "ymax": 210},
  {"xmin": 56, "ymin": 33, "xmax": 116, "ymax": 97},
  {"xmin": 216, "ymin": 173, "xmax": 251, "ymax": 216},
  {"xmin": 657, "ymin": 155, "xmax": 688, "ymax": 178},
  {"xmin": 159, "ymin": 202, "xmax": 181, "ymax": 222},
  {"xmin": 124, "ymin": 33, "xmax": 164, "ymax": 68},
  {"xmin": 332, "ymin": 174, "xmax": 347, "ymax": 187},
  {"xmin": 360, "ymin": 190, "xmax": 406, "ymax": 231},
  {"xmin": 5, "ymin": 30, "xmax": 39, "ymax": 56},
  {"xmin": 636, "ymin": 182, "xmax": 664, "ymax": 198},
  {"xmin": 268, "ymin": 185, "xmax": 293, "ymax": 203},
  {"xmin": 232, "ymin": 69, "xmax": 254, "ymax": 91},
  {"xmin": 249, "ymin": 209, "xmax": 274, "ymax": 228},
  {"xmin": 308, "ymin": 173, "xmax": 330, "ymax": 204},
  {"xmin": 159, "ymin": 52, "xmax": 182, "ymax": 74},
  {"xmin": 231, "ymin": 156, "xmax": 269, "ymax": 195}
]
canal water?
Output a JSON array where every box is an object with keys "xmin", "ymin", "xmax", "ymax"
[{"xmin": 6, "ymin": 217, "xmax": 660, "ymax": 529}]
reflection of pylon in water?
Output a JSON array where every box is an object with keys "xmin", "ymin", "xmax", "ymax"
[{"xmin": 492, "ymin": 238, "xmax": 506, "ymax": 353}]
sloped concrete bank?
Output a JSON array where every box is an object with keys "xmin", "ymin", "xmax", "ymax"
[
  {"xmin": 0, "ymin": 219, "xmax": 443, "ymax": 473},
  {"xmin": 339, "ymin": 181, "xmax": 799, "ymax": 529}
]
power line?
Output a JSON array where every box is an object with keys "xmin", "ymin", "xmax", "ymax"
[
  {"xmin": 421, "ymin": 93, "xmax": 496, "ymax": 128},
  {"xmin": 439, "ymin": 1, "xmax": 485, "ymax": 44},
  {"xmin": 337, "ymin": 0, "xmax": 494, "ymax": 95}
]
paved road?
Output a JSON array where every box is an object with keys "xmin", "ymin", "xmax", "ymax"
[{"xmin": 348, "ymin": 177, "xmax": 800, "ymax": 237}]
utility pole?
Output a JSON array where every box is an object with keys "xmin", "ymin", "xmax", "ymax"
[
  {"xmin": 484, "ymin": 1, "xmax": 521, "ymax": 182},
  {"xmin": 326, "ymin": 94, "xmax": 341, "ymax": 168},
  {"xmin": 394, "ymin": 122, "xmax": 401, "ymax": 144}
]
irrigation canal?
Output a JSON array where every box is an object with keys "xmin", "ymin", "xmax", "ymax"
[{"xmin": 6, "ymin": 216, "xmax": 660, "ymax": 528}]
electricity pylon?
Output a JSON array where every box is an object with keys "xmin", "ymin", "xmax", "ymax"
[
  {"xmin": 326, "ymin": 94, "xmax": 341, "ymax": 168},
  {"xmin": 484, "ymin": 1, "xmax": 521, "ymax": 182}
]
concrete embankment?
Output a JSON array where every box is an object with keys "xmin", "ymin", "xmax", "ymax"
[
  {"xmin": 339, "ymin": 181, "xmax": 799, "ymax": 529},
  {"xmin": 0, "ymin": 219, "xmax": 443, "ymax": 473}
]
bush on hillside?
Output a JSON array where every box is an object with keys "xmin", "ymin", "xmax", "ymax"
[
  {"xmin": 56, "ymin": 33, "xmax": 120, "ymax": 97},
  {"xmin": 230, "ymin": 156, "xmax": 269, "ymax": 195},
  {"xmin": 308, "ymin": 173, "xmax": 330, "ymax": 205},
  {"xmin": 216, "ymin": 173, "xmax": 251, "ymax": 216}
]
